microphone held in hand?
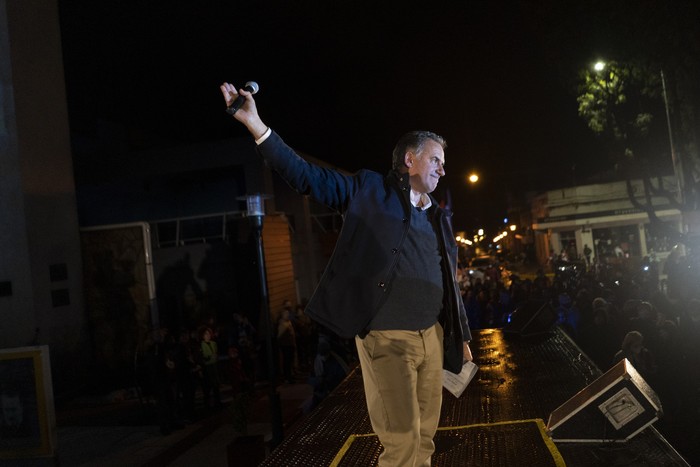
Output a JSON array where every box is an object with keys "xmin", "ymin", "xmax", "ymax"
[{"xmin": 226, "ymin": 81, "xmax": 259, "ymax": 115}]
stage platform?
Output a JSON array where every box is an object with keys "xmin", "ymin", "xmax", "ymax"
[{"xmin": 261, "ymin": 327, "xmax": 690, "ymax": 466}]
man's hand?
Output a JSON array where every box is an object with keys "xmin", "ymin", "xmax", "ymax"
[
  {"xmin": 219, "ymin": 82, "xmax": 268, "ymax": 139},
  {"xmin": 463, "ymin": 341, "xmax": 473, "ymax": 363}
]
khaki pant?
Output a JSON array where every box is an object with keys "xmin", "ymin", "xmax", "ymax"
[{"xmin": 355, "ymin": 323, "xmax": 443, "ymax": 467}]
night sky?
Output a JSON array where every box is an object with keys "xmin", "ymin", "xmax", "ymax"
[{"xmin": 57, "ymin": 0, "xmax": 700, "ymax": 233}]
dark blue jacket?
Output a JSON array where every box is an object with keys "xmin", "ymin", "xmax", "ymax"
[{"xmin": 257, "ymin": 132, "xmax": 471, "ymax": 370}]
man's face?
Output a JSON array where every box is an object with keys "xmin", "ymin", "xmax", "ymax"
[
  {"xmin": 406, "ymin": 139, "xmax": 445, "ymax": 194},
  {"xmin": 1, "ymin": 394, "xmax": 23, "ymax": 426}
]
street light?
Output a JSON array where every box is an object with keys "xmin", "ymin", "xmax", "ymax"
[
  {"xmin": 468, "ymin": 173, "xmax": 479, "ymax": 184},
  {"xmin": 660, "ymin": 69, "xmax": 684, "ymax": 204},
  {"xmin": 238, "ymin": 193, "xmax": 283, "ymax": 448}
]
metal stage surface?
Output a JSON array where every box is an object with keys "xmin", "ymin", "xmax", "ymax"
[{"xmin": 261, "ymin": 327, "xmax": 690, "ymax": 466}]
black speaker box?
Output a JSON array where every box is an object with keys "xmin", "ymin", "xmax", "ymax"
[
  {"xmin": 504, "ymin": 300, "xmax": 556, "ymax": 337},
  {"xmin": 546, "ymin": 358, "xmax": 662, "ymax": 442}
]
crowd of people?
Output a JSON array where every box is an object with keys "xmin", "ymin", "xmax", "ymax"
[
  {"xmin": 135, "ymin": 299, "xmax": 351, "ymax": 435},
  {"xmin": 457, "ymin": 250, "xmax": 700, "ymax": 434},
  {"xmin": 136, "ymin": 243, "xmax": 700, "ymax": 449},
  {"xmin": 135, "ymin": 324, "xmax": 227, "ymax": 434}
]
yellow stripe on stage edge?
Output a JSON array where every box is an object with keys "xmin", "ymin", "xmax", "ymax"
[
  {"xmin": 330, "ymin": 433, "xmax": 376, "ymax": 467},
  {"xmin": 330, "ymin": 419, "xmax": 567, "ymax": 467}
]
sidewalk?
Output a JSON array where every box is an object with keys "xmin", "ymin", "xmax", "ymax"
[{"xmin": 51, "ymin": 381, "xmax": 313, "ymax": 467}]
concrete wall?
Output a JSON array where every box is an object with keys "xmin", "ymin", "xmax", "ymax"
[{"xmin": 0, "ymin": 0, "xmax": 88, "ymax": 391}]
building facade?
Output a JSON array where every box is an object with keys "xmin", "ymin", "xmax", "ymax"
[
  {"xmin": 531, "ymin": 178, "xmax": 682, "ymax": 269},
  {"xmin": 1, "ymin": 0, "xmax": 88, "ymax": 390}
]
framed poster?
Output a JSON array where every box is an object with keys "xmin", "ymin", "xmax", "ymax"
[{"xmin": 0, "ymin": 346, "xmax": 55, "ymax": 459}]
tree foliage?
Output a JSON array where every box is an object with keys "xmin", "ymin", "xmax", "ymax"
[
  {"xmin": 529, "ymin": 0, "xmax": 700, "ymax": 237},
  {"xmin": 576, "ymin": 59, "xmax": 685, "ymax": 239},
  {"xmin": 576, "ymin": 60, "xmax": 663, "ymax": 160}
]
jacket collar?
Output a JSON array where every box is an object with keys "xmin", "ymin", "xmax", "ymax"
[
  {"xmin": 390, "ymin": 170, "xmax": 411, "ymax": 190},
  {"xmin": 388, "ymin": 170, "xmax": 443, "ymax": 215}
]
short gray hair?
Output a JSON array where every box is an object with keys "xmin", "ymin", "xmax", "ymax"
[{"xmin": 392, "ymin": 131, "xmax": 446, "ymax": 171}]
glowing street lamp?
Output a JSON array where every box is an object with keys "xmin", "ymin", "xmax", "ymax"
[{"xmin": 468, "ymin": 173, "xmax": 479, "ymax": 184}]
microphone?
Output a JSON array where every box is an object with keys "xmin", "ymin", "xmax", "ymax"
[{"xmin": 226, "ymin": 81, "xmax": 259, "ymax": 115}]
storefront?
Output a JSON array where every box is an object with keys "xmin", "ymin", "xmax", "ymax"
[{"xmin": 530, "ymin": 179, "xmax": 682, "ymax": 269}]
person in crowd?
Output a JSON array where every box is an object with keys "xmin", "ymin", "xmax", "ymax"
[
  {"xmin": 293, "ymin": 303, "xmax": 314, "ymax": 370},
  {"xmin": 648, "ymin": 289, "xmax": 677, "ymax": 324},
  {"xmin": 463, "ymin": 289, "xmax": 481, "ymax": 330},
  {"xmin": 577, "ymin": 298, "xmax": 620, "ymax": 369},
  {"xmin": 228, "ymin": 344, "xmax": 255, "ymax": 436},
  {"xmin": 229, "ymin": 312, "xmax": 257, "ymax": 384},
  {"xmin": 188, "ymin": 327, "xmax": 206, "ymax": 406},
  {"xmin": 308, "ymin": 338, "xmax": 348, "ymax": 410},
  {"xmin": 228, "ymin": 346, "xmax": 251, "ymax": 394},
  {"xmin": 481, "ymin": 290, "xmax": 498, "ymax": 328},
  {"xmin": 664, "ymin": 247, "xmax": 684, "ymax": 300},
  {"xmin": 280, "ymin": 299, "xmax": 294, "ymax": 326},
  {"xmin": 583, "ymin": 244, "xmax": 592, "ymax": 267},
  {"xmin": 497, "ymin": 285, "xmax": 513, "ymax": 323},
  {"xmin": 614, "ymin": 244, "xmax": 624, "ymax": 258},
  {"xmin": 484, "ymin": 263, "xmax": 500, "ymax": 284},
  {"xmin": 200, "ymin": 326, "xmax": 221, "ymax": 410},
  {"xmin": 556, "ymin": 293, "xmax": 578, "ymax": 338},
  {"xmin": 174, "ymin": 329, "xmax": 200, "ymax": 422},
  {"xmin": 204, "ymin": 316, "xmax": 226, "ymax": 358},
  {"xmin": 533, "ymin": 268, "xmax": 550, "ymax": 291},
  {"xmin": 620, "ymin": 298, "xmax": 642, "ymax": 322},
  {"xmin": 509, "ymin": 277, "xmax": 532, "ymax": 310},
  {"xmin": 476, "ymin": 289, "xmax": 490, "ymax": 326},
  {"xmin": 559, "ymin": 249, "xmax": 569, "ymax": 262},
  {"xmin": 220, "ymin": 81, "xmax": 472, "ymax": 467},
  {"xmin": 547, "ymin": 250, "xmax": 558, "ymax": 272},
  {"xmin": 613, "ymin": 330, "xmax": 657, "ymax": 380},
  {"xmin": 148, "ymin": 327, "xmax": 182, "ymax": 435},
  {"xmin": 277, "ymin": 309, "xmax": 297, "ymax": 384},
  {"xmin": 627, "ymin": 301, "xmax": 660, "ymax": 353},
  {"xmin": 456, "ymin": 264, "xmax": 469, "ymax": 294}
]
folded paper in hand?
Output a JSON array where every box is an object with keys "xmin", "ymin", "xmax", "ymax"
[{"xmin": 443, "ymin": 361, "xmax": 478, "ymax": 398}]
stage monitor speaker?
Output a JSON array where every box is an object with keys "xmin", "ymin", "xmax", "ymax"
[
  {"xmin": 503, "ymin": 300, "xmax": 556, "ymax": 337},
  {"xmin": 546, "ymin": 358, "xmax": 662, "ymax": 443}
]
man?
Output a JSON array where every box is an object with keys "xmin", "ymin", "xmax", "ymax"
[
  {"xmin": 220, "ymin": 82, "xmax": 472, "ymax": 466},
  {"xmin": 583, "ymin": 243, "xmax": 592, "ymax": 266}
]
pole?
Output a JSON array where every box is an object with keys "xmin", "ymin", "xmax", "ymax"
[
  {"xmin": 660, "ymin": 69, "xmax": 684, "ymax": 206},
  {"xmin": 250, "ymin": 214, "xmax": 284, "ymax": 449}
]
